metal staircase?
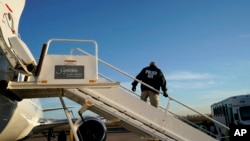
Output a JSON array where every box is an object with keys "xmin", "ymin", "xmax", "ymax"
[{"xmin": 6, "ymin": 39, "xmax": 220, "ymax": 141}]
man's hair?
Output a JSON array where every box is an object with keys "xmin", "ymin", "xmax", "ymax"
[{"xmin": 149, "ymin": 61, "xmax": 156, "ymax": 67}]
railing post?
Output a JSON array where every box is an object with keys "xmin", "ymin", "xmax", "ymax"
[
  {"xmin": 59, "ymin": 96, "xmax": 80, "ymax": 141},
  {"xmin": 165, "ymin": 98, "xmax": 172, "ymax": 114}
]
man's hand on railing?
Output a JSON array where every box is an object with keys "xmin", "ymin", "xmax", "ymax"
[
  {"xmin": 132, "ymin": 85, "xmax": 136, "ymax": 92},
  {"xmin": 163, "ymin": 91, "xmax": 168, "ymax": 97}
]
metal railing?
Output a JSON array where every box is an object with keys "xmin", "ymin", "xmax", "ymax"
[{"xmin": 70, "ymin": 47, "xmax": 230, "ymax": 135}]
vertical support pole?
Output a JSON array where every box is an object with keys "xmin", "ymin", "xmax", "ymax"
[
  {"xmin": 161, "ymin": 98, "xmax": 172, "ymax": 130},
  {"xmin": 59, "ymin": 96, "xmax": 80, "ymax": 141},
  {"xmin": 165, "ymin": 98, "xmax": 172, "ymax": 114}
]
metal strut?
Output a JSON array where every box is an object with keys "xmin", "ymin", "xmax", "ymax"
[
  {"xmin": 78, "ymin": 101, "xmax": 90, "ymax": 121},
  {"xmin": 59, "ymin": 96, "xmax": 80, "ymax": 141}
]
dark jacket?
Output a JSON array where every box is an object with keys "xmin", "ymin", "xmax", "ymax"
[{"xmin": 132, "ymin": 65, "xmax": 167, "ymax": 93}]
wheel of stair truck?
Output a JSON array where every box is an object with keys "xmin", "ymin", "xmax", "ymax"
[{"xmin": 76, "ymin": 116, "xmax": 107, "ymax": 141}]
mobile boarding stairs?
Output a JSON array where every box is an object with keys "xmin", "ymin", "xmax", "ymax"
[{"xmin": 6, "ymin": 38, "xmax": 227, "ymax": 141}]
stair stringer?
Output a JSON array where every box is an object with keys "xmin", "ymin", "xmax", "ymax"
[{"xmin": 64, "ymin": 87, "xmax": 216, "ymax": 141}]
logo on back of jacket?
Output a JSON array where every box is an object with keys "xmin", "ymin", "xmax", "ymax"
[{"xmin": 145, "ymin": 70, "xmax": 157, "ymax": 78}]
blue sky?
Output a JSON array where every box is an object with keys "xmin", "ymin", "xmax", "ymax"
[{"xmin": 18, "ymin": 0, "xmax": 250, "ymax": 117}]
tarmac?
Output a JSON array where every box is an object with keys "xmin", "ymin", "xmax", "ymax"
[{"xmin": 26, "ymin": 132, "xmax": 145, "ymax": 141}]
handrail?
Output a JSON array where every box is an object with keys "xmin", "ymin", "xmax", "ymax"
[
  {"xmin": 99, "ymin": 73, "xmax": 220, "ymax": 137},
  {"xmin": 98, "ymin": 73, "xmax": 140, "ymax": 97},
  {"xmin": 46, "ymin": 39, "xmax": 99, "ymax": 79},
  {"xmin": 70, "ymin": 48, "xmax": 161, "ymax": 95},
  {"xmin": 71, "ymin": 47, "xmax": 230, "ymax": 131},
  {"xmin": 46, "ymin": 39, "xmax": 98, "ymax": 56}
]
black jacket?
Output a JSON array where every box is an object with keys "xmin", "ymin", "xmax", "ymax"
[{"xmin": 132, "ymin": 65, "xmax": 167, "ymax": 93}]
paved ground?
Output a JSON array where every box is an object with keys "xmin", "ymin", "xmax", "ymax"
[
  {"xmin": 107, "ymin": 132, "xmax": 145, "ymax": 141},
  {"xmin": 27, "ymin": 132, "xmax": 145, "ymax": 141}
]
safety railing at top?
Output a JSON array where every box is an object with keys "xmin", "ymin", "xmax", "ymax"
[
  {"xmin": 46, "ymin": 39, "xmax": 99, "ymax": 78},
  {"xmin": 70, "ymin": 47, "xmax": 230, "ymax": 135},
  {"xmin": 46, "ymin": 39, "xmax": 98, "ymax": 56}
]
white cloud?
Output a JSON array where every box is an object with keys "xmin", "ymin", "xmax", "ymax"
[
  {"xmin": 240, "ymin": 34, "xmax": 250, "ymax": 38},
  {"xmin": 168, "ymin": 80, "xmax": 217, "ymax": 90},
  {"xmin": 167, "ymin": 71, "xmax": 214, "ymax": 81}
]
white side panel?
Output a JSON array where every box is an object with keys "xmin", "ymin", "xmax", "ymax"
[{"xmin": 38, "ymin": 55, "xmax": 97, "ymax": 84}]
